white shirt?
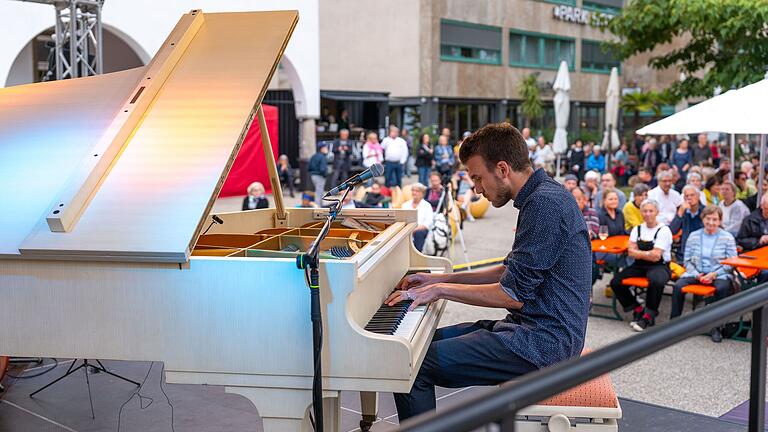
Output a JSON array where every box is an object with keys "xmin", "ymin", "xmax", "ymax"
[
  {"xmin": 381, "ymin": 136, "xmax": 409, "ymax": 164},
  {"xmin": 629, "ymin": 222, "xmax": 673, "ymax": 263},
  {"xmin": 720, "ymin": 199, "xmax": 750, "ymax": 235},
  {"xmin": 533, "ymin": 145, "xmax": 555, "ymax": 165},
  {"xmin": 648, "ymin": 186, "xmax": 682, "ymax": 225},
  {"xmin": 403, "ymin": 198, "xmax": 434, "ymax": 229}
]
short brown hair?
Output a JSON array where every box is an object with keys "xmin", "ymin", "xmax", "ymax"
[
  {"xmin": 458, "ymin": 123, "xmax": 531, "ymax": 172},
  {"xmin": 701, "ymin": 205, "xmax": 722, "ymax": 220}
]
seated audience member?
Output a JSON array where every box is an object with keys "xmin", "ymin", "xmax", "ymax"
[
  {"xmin": 297, "ymin": 192, "xmax": 319, "ymax": 208},
  {"xmin": 671, "ymin": 206, "xmax": 737, "ymax": 342},
  {"xmin": 742, "ymin": 174, "xmax": 768, "ymax": 212},
  {"xmin": 609, "ymin": 199, "xmax": 673, "ymax": 331},
  {"xmin": 595, "ymin": 172, "xmax": 627, "ymax": 210},
  {"xmin": 454, "ymin": 170, "xmax": 480, "ymax": 221},
  {"xmin": 637, "ymin": 167, "xmax": 657, "ymax": 189},
  {"xmin": 586, "ymin": 146, "xmax": 606, "ymax": 173},
  {"xmin": 573, "ymin": 187, "xmax": 600, "ymax": 285},
  {"xmin": 719, "ymin": 181, "xmax": 750, "ymax": 236},
  {"xmin": 361, "ymin": 182, "xmax": 388, "ymax": 208},
  {"xmin": 425, "ymin": 172, "xmax": 445, "ymax": 212},
  {"xmin": 686, "ymin": 171, "xmax": 707, "ymax": 205},
  {"xmin": 735, "ymin": 170, "xmax": 757, "ymax": 200},
  {"xmin": 703, "ymin": 175, "xmax": 722, "ymax": 205},
  {"xmin": 736, "ymin": 195, "xmax": 768, "ymax": 281},
  {"xmin": 563, "ymin": 173, "xmax": 579, "ymax": 191},
  {"xmin": 648, "ymin": 170, "xmax": 682, "ymax": 225},
  {"xmin": 623, "ymin": 183, "xmax": 650, "ymax": 231},
  {"xmin": 402, "ymin": 182, "xmax": 433, "ymax": 252},
  {"xmin": 242, "ymin": 182, "xmax": 269, "ymax": 210},
  {"xmin": 597, "ymin": 187, "xmax": 627, "ymax": 267},
  {"xmin": 277, "ymin": 154, "xmax": 295, "ymax": 197},
  {"xmin": 582, "ymin": 170, "xmax": 601, "ymax": 209},
  {"xmin": 669, "ymin": 185, "xmax": 704, "ymax": 262}
]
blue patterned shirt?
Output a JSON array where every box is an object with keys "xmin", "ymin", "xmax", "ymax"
[{"xmin": 496, "ymin": 168, "xmax": 592, "ymax": 368}]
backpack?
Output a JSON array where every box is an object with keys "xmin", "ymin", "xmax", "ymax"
[{"xmin": 423, "ymin": 213, "xmax": 451, "ymax": 256}]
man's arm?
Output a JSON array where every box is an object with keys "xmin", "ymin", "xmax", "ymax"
[
  {"xmin": 399, "ymin": 264, "xmax": 506, "ymax": 288},
  {"xmin": 386, "ymin": 281, "xmax": 522, "ymax": 311}
]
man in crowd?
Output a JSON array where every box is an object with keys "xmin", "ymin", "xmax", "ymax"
[
  {"xmin": 595, "ymin": 173, "xmax": 627, "ymax": 210},
  {"xmin": 637, "ymin": 167, "xmax": 657, "ymax": 189},
  {"xmin": 308, "ymin": 143, "xmax": 329, "ymax": 206},
  {"xmin": 521, "ymin": 127, "xmax": 537, "ymax": 148},
  {"xmin": 669, "ymin": 185, "xmax": 704, "ymax": 261},
  {"xmin": 381, "ymin": 125, "xmax": 409, "ymax": 188},
  {"xmin": 735, "ymin": 170, "xmax": 757, "ymax": 200},
  {"xmin": 331, "ymin": 128, "xmax": 353, "ymax": 187},
  {"xmin": 582, "ymin": 170, "xmax": 600, "ymax": 209},
  {"xmin": 401, "ymin": 182, "xmax": 433, "ymax": 251},
  {"xmin": 648, "ymin": 170, "xmax": 682, "ymax": 224},
  {"xmin": 567, "ymin": 139, "xmax": 585, "ymax": 180},
  {"xmin": 737, "ymin": 194, "xmax": 768, "ymax": 283},
  {"xmin": 572, "ymin": 187, "xmax": 599, "ymax": 239},
  {"xmin": 743, "ymin": 176, "xmax": 767, "ymax": 211},
  {"xmin": 388, "ymin": 123, "xmax": 591, "ymax": 421},
  {"xmin": 563, "ymin": 173, "xmax": 579, "ymax": 192},
  {"xmin": 691, "ymin": 133, "xmax": 713, "ymax": 166}
]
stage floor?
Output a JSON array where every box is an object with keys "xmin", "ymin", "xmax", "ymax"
[{"xmin": 0, "ymin": 359, "xmax": 752, "ymax": 432}]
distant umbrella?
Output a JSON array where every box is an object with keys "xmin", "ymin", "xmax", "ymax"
[{"xmin": 552, "ymin": 61, "xmax": 571, "ymax": 154}]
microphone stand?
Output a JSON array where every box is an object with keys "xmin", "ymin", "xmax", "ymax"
[{"xmin": 296, "ymin": 188, "xmax": 351, "ymax": 432}]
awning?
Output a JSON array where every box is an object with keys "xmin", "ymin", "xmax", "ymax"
[{"xmin": 321, "ymin": 90, "xmax": 389, "ymax": 102}]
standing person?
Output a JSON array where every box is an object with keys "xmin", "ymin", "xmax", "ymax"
[
  {"xmin": 331, "ymin": 129, "xmax": 353, "ymax": 187},
  {"xmin": 623, "ymin": 183, "xmax": 650, "ymax": 231},
  {"xmin": 671, "ymin": 138, "xmax": 692, "ymax": 186},
  {"xmin": 381, "ymin": 125, "xmax": 409, "ymax": 188},
  {"xmin": 401, "ymin": 182, "xmax": 433, "ymax": 251},
  {"xmin": 242, "ymin": 182, "xmax": 269, "ymax": 210},
  {"xmin": 533, "ymin": 136, "xmax": 555, "ymax": 174},
  {"xmin": 669, "ymin": 185, "xmax": 704, "ymax": 262},
  {"xmin": 277, "ymin": 154, "xmax": 295, "ymax": 198},
  {"xmin": 640, "ymin": 138, "xmax": 661, "ymax": 173},
  {"xmin": 434, "ymin": 135, "xmax": 455, "ymax": 178},
  {"xmin": 441, "ymin": 127, "xmax": 454, "ymax": 148},
  {"xmin": 648, "ymin": 170, "xmax": 683, "ymax": 225},
  {"xmin": 389, "ymin": 123, "xmax": 591, "ymax": 421},
  {"xmin": 567, "ymin": 139, "xmax": 585, "ymax": 180},
  {"xmin": 609, "ymin": 199, "xmax": 673, "ymax": 331},
  {"xmin": 401, "ymin": 128, "xmax": 414, "ymax": 175},
  {"xmin": 586, "ymin": 146, "xmax": 606, "ymax": 173},
  {"xmin": 521, "ymin": 127, "xmax": 536, "ymax": 148},
  {"xmin": 308, "ymin": 143, "xmax": 329, "ymax": 206},
  {"xmin": 415, "ymin": 134, "xmax": 434, "ymax": 186},
  {"xmin": 691, "ymin": 134, "xmax": 713, "ymax": 166},
  {"xmin": 362, "ymin": 131, "xmax": 384, "ymax": 180},
  {"xmin": 710, "ymin": 140, "xmax": 721, "ymax": 168},
  {"xmin": 719, "ymin": 181, "xmax": 750, "ymax": 237},
  {"xmin": 338, "ymin": 109, "xmax": 351, "ymax": 131},
  {"xmin": 659, "ymin": 136, "xmax": 673, "ymax": 164}
]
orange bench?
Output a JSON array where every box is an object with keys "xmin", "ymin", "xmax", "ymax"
[{"xmin": 0, "ymin": 356, "xmax": 8, "ymax": 393}]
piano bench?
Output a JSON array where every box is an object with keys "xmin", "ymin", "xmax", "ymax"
[{"xmin": 506, "ymin": 354, "xmax": 622, "ymax": 431}]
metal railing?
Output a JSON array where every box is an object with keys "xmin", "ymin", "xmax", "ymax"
[{"xmin": 398, "ymin": 283, "xmax": 768, "ymax": 432}]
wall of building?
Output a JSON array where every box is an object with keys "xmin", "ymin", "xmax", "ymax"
[{"xmin": 319, "ymin": 0, "xmax": 420, "ymax": 97}]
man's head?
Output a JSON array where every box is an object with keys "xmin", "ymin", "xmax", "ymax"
[
  {"xmin": 401, "ymin": 128, "xmax": 409, "ymax": 137},
  {"xmin": 521, "ymin": 127, "xmax": 531, "ymax": 139},
  {"xmin": 648, "ymin": 138, "xmax": 658, "ymax": 149},
  {"xmin": 638, "ymin": 167, "xmax": 653, "ymax": 183},
  {"xmin": 633, "ymin": 183, "xmax": 650, "ymax": 206},
  {"xmin": 389, "ymin": 125, "xmax": 399, "ymax": 139},
  {"xmin": 571, "ymin": 187, "xmax": 587, "ymax": 211},
  {"xmin": 370, "ymin": 182, "xmax": 381, "ymax": 194},
  {"xmin": 697, "ymin": 133, "xmax": 708, "ymax": 147},
  {"xmin": 601, "ymin": 173, "xmax": 616, "ymax": 189},
  {"xmin": 574, "ymin": 139, "xmax": 583, "ymax": 148},
  {"xmin": 429, "ymin": 172, "xmax": 442, "ymax": 190},
  {"xmin": 564, "ymin": 174, "xmax": 579, "ymax": 191},
  {"xmin": 761, "ymin": 194, "xmax": 768, "ymax": 220},
  {"xmin": 459, "ymin": 123, "xmax": 532, "ymax": 208},
  {"xmin": 537, "ymin": 136, "xmax": 546, "ymax": 147},
  {"xmin": 720, "ymin": 157, "xmax": 731, "ymax": 171},
  {"xmin": 658, "ymin": 170, "xmax": 674, "ymax": 193},
  {"xmin": 640, "ymin": 199, "xmax": 660, "ymax": 224},
  {"xmin": 741, "ymin": 161, "xmax": 754, "ymax": 176},
  {"xmin": 584, "ymin": 170, "xmax": 599, "ymax": 189},
  {"xmin": 720, "ymin": 181, "xmax": 737, "ymax": 203},
  {"xmin": 319, "ymin": 143, "xmax": 328, "ymax": 154},
  {"xmin": 682, "ymin": 185, "xmax": 700, "ymax": 210},
  {"xmin": 687, "ymin": 171, "xmax": 703, "ymax": 190},
  {"xmin": 339, "ymin": 129, "xmax": 349, "ymax": 140},
  {"xmin": 593, "ymin": 146, "xmax": 602, "ymax": 155},
  {"xmin": 441, "ymin": 127, "xmax": 451, "ymax": 137}
]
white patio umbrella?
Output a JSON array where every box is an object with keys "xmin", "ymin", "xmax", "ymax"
[
  {"xmin": 552, "ymin": 60, "xmax": 571, "ymax": 155},
  {"xmin": 601, "ymin": 67, "xmax": 621, "ymax": 158},
  {"xmin": 637, "ymin": 78, "xmax": 768, "ymax": 203}
]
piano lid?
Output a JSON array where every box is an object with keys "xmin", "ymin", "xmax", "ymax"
[{"xmin": 1, "ymin": 10, "xmax": 298, "ymax": 263}]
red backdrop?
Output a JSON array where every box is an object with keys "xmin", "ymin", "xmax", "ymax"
[{"xmin": 219, "ymin": 104, "xmax": 279, "ymax": 197}]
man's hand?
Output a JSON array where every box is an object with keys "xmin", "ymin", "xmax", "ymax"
[
  {"xmin": 386, "ymin": 284, "xmax": 443, "ymax": 311},
  {"xmin": 396, "ymin": 272, "xmax": 443, "ymax": 291},
  {"xmin": 759, "ymin": 235, "xmax": 768, "ymax": 246},
  {"xmin": 678, "ymin": 201, "xmax": 690, "ymax": 217}
]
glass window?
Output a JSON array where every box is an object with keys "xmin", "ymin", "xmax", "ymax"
[
  {"xmin": 440, "ymin": 19, "xmax": 502, "ymax": 65},
  {"xmin": 581, "ymin": 40, "xmax": 621, "ymax": 72},
  {"xmin": 583, "ymin": 0, "xmax": 622, "ymax": 13},
  {"xmin": 509, "ymin": 31, "xmax": 575, "ymax": 70}
]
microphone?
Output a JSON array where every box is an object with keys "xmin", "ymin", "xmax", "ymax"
[{"xmin": 326, "ymin": 163, "xmax": 384, "ymax": 196}]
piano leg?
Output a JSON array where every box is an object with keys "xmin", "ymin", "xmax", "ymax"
[
  {"xmin": 226, "ymin": 386, "xmax": 340, "ymax": 432},
  {"xmin": 359, "ymin": 391, "xmax": 378, "ymax": 431}
]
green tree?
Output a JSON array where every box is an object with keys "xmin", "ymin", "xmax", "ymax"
[
  {"xmin": 518, "ymin": 73, "xmax": 544, "ymax": 128},
  {"xmin": 620, "ymin": 90, "xmax": 676, "ymax": 131},
  {"xmin": 604, "ymin": 0, "xmax": 768, "ymax": 99}
]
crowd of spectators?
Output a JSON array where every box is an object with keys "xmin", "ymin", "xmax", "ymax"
[{"xmin": 565, "ymin": 132, "xmax": 765, "ymax": 342}]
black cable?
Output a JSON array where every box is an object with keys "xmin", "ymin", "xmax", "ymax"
[
  {"xmin": 200, "ymin": 220, "xmax": 216, "ymax": 236},
  {"xmin": 159, "ymin": 362, "xmax": 175, "ymax": 432},
  {"xmin": 5, "ymin": 358, "xmax": 59, "ymax": 379},
  {"xmin": 117, "ymin": 362, "xmax": 154, "ymax": 432}
]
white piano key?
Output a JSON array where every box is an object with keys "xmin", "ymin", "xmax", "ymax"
[{"xmin": 393, "ymin": 305, "xmax": 428, "ymax": 340}]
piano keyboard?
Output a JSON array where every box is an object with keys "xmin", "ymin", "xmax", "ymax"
[{"xmin": 364, "ymin": 300, "xmax": 428, "ymax": 341}]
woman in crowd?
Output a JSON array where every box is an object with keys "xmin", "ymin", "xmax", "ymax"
[
  {"xmin": 719, "ymin": 181, "xmax": 750, "ymax": 236},
  {"xmin": 425, "ymin": 172, "xmax": 445, "ymax": 212},
  {"xmin": 401, "ymin": 182, "xmax": 433, "ymax": 252},
  {"xmin": 623, "ymin": 183, "xmax": 650, "ymax": 231},
  {"xmin": 277, "ymin": 154, "xmax": 295, "ymax": 198},
  {"xmin": 609, "ymin": 199, "xmax": 673, "ymax": 332},
  {"xmin": 242, "ymin": 182, "xmax": 269, "ymax": 210},
  {"xmin": 415, "ymin": 133, "xmax": 434, "ymax": 186},
  {"xmin": 454, "ymin": 169, "xmax": 480, "ymax": 222},
  {"xmin": 670, "ymin": 185, "xmax": 704, "ymax": 262},
  {"xmin": 670, "ymin": 205, "xmax": 737, "ymax": 342},
  {"xmin": 703, "ymin": 175, "xmax": 722, "ymax": 205},
  {"xmin": 671, "ymin": 139, "xmax": 691, "ymax": 182},
  {"xmin": 586, "ymin": 146, "xmax": 605, "ymax": 173},
  {"xmin": 434, "ymin": 135, "xmax": 455, "ymax": 177},
  {"xmin": 361, "ymin": 181, "xmax": 388, "ymax": 208},
  {"xmin": 596, "ymin": 187, "xmax": 627, "ymax": 267},
  {"xmin": 362, "ymin": 131, "xmax": 384, "ymax": 185}
]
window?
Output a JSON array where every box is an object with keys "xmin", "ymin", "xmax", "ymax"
[
  {"xmin": 509, "ymin": 31, "xmax": 575, "ymax": 70},
  {"xmin": 440, "ymin": 19, "xmax": 502, "ymax": 65},
  {"xmin": 581, "ymin": 40, "xmax": 621, "ymax": 73},
  {"xmin": 439, "ymin": 103, "xmax": 496, "ymax": 138},
  {"xmin": 583, "ymin": 0, "xmax": 622, "ymax": 14},
  {"xmin": 538, "ymin": 0, "xmax": 576, "ymax": 5}
]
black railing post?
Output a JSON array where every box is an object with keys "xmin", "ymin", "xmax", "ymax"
[
  {"xmin": 500, "ymin": 413, "xmax": 517, "ymax": 432},
  {"xmin": 749, "ymin": 305, "xmax": 767, "ymax": 432}
]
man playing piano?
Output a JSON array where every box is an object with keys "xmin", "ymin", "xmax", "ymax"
[{"xmin": 387, "ymin": 123, "xmax": 592, "ymax": 421}]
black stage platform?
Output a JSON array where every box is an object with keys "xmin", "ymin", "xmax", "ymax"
[{"xmin": 0, "ymin": 360, "xmax": 753, "ymax": 431}]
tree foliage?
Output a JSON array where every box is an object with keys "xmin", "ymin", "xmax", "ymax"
[
  {"xmin": 518, "ymin": 73, "xmax": 543, "ymax": 128},
  {"xmin": 620, "ymin": 90, "xmax": 677, "ymax": 130},
  {"xmin": 605, "ymin": 0, "xmax": 768, "ymax": 98}
]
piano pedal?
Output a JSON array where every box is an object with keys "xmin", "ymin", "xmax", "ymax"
[{"xmin": 360, "ymin": 415, "xmax": 376, "ymax": 431}]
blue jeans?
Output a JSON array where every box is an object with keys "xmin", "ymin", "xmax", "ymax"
[
  {"xmin": 412, "ymin": 229, "xmax": 428, "ymax": 252},
  {"xmin": 394, "ymin": 320, "xmax": 538, "ymax": 421},
  {"xmin": 417, "ymin": 166, "xmax": 431, "ymax": 186},
  {"xmin": 384, "ymin": 161, "xmax": 403, "ymax": 188}
]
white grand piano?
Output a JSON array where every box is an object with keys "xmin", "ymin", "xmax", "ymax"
[{"xmin": 0, "ymin": 10, "xmax": 450, "ymax": 431}]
